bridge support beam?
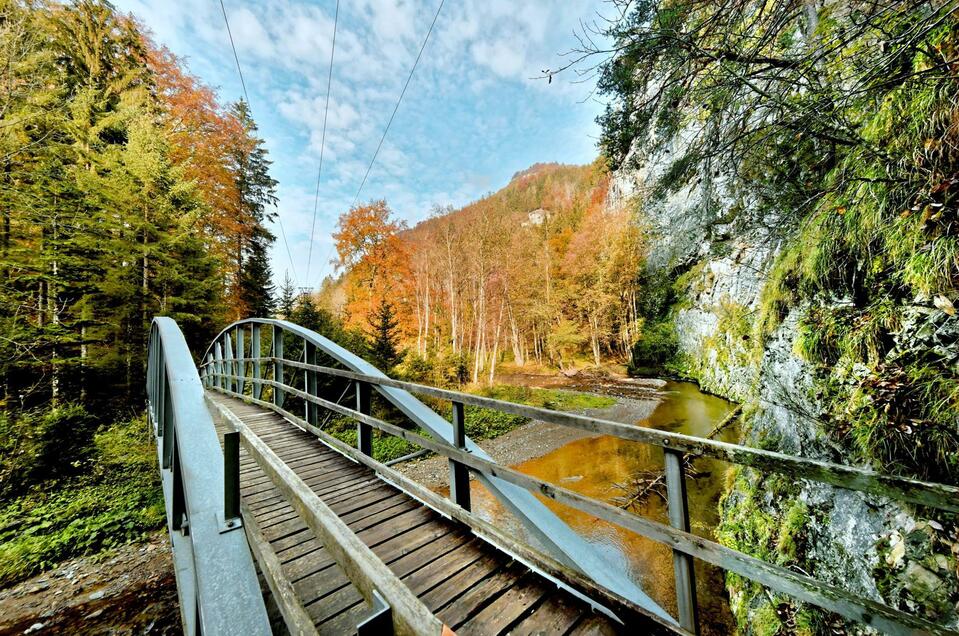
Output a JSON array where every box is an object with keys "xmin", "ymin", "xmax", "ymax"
[
  {"xmin": 252, "ymin": 324, "xmax": 262, "ymax": 400},
  {"xmin": 273, "ymin": 324, "xmax": 285, "ymax": 408},
  {"xmin": 305, "ymin": 340, "xmax": 318, "ymax": 426},
  {"xmin": 665, "ymin": 448, "xmax": 698, "ymax": 634},
  {"xmin": 448, "ymin": 401, "xmax": 470, "ymax": 511},
  {"xmin": 235, "ymin": 327, "xmax": 245, "ymax": 395},
  {"xmin": 224, "ymin": 431, "xmax": 241, "ymax": 526},
  {"xmin": 224, "ymin": 332, "xmax": 235, "ymax": 393},
  {"xmin": 356, "ymin": 381, "xmax": 372, "ymax": 456}
]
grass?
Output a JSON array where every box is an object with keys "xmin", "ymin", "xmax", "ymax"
[{"xmin": 0, "ymin": 415, "xmax": 164, "ymax": 587}]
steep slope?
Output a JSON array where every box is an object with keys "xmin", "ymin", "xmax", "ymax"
[{"xmin": 598, "ymin": 1, "xmax": 959, "ymax": 633}]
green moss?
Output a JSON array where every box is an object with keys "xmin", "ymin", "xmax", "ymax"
[
  {"xmin": 776, "ymin": 500, "xmax": 809, "ymax": 563},
  {"xmin": 751, "ymin": 605, "xmax": 783, "ymax": 636}
]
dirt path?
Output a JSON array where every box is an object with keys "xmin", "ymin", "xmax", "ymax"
[{"xmin": 0, "ymin": 533, "xmax": 179, "ymax": 636}]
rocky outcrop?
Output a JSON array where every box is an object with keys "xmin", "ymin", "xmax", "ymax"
[{"xmin": 608, "ymin": 131, "xmax": 956, "ymax": 631}]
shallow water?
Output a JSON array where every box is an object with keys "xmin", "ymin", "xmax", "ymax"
[{"xmin": 466, "ymin": 380, "xmax": 738, "ymax": 635}]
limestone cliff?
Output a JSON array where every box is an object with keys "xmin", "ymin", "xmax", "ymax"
[{"xmin": 609, "ymin": 134, "xmax": 957, "ymax": 633}]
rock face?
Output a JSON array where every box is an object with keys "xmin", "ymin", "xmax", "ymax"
[{"xmin": 608, "ymin": 132, "xmax": 950, "ymax": 632}]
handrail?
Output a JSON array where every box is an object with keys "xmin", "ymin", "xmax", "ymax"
[
  {"xmin": 199, "ymin": 318, "xmax": 672, "ymax": 624},
  {"xmin": 264, "ymin": 359, "xmax": 959, "ymax": 512},
  {"xmin": 147, "ymin": 317, "xmax": 270, "ymax": 636},
  {"xmin": 201, "ymin": 317, "xmax": 959, "ymax": 636}
]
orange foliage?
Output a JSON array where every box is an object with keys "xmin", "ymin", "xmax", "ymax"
[
  {"xmin": 333, "ymin": 201, "xmax": 413, "ymax": 333},
  {"xmin": 146, "ymin": 43, "xmax": 255, "ymax": 318}
]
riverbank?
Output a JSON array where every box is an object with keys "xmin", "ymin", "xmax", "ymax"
[
  {"xmin": 0, "ymin": 532, "xmax": 179, "ymax": 635},
  {"xmin": 396, "ymin": 377, "xmax": 667, "ymax": 489}
]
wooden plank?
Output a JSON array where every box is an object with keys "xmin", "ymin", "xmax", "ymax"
[
  {"xmin": 420, "ymin": 555, "xmax": 505, "ymax": 611},
  {"xmin": 508, "ymin": 594, "xmax": 588, "ymax": 636},
  {"xmin": 403, "ymin": 539, "xmax": 488, "ymax": 597},
  {"xmin": 298, "ymin": 527, "xmax": 468, "ymax": 609},
  {"xmin": 316, "ymin": 600, "xmax": 371, "ymax": 635},
  {"xmin": 243, "ymin": 460, "xmax": 363, "ymax": 493},
  {"xmin": 434, "ymin": 562, "xmax": 525, "ymax": 627},
  {"xmin": 306, "ymin": 581, "xmax": 365, "ymax": 624},
  {"xmin": 385, "ymin": 530, "xmax": 474, "ymax": 581},
  {"xmin": 215, "ymin": 403, "xmax": 446, "ymax": 636},
  {"xmin": 264, "ymin": 498, "xmax": 419, "ymax": 545},
  {"xmin": 456, "ymin": 573, "xmax": 551, "ymax": 635},
  {"xmin": 284, "ymin": 510, "xmax": 444, "ymax": 585},
  {"xmin": 241, "ymin": 502, "xmax": 319, "ymax": 636}
]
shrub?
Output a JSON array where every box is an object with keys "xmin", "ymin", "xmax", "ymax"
[
  {"xmin": 0, "ymin": 415, "xmax": 163, "ymax": 585},
  {"xmin": 629, "ymin": 320, "xmax": 678, "ymax": 372},
  {"xmin": 0, "ymin": 404, "xmax": 99, "ymax": 498}
]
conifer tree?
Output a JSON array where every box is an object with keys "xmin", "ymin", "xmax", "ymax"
[
  {"xmin": 231, "ymin": 100, "xmax": 277, "ymax": 318},
  {"xmin": 367, "ymin": 299, "xmax": 402, "ymax": 373},
  {"xmin": 276, "ymin": 273, "xmax": 297, "ymax": 319}
]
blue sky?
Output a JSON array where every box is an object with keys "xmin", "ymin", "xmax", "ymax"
[{"xmin": 113, "ymin": 0, "xmax": 610, "ymax": 289}]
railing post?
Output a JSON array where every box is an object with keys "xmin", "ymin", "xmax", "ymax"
[
  {"xmin": 172, "ymin": 440, "xmax": 186, "ymax": 533},
  {"xmin": 305, "ymin": 340, "xmax": 318, "ymax": 425},
  {"xmin": 665, "ymin": 448, "xmax": 699, "ymax": 634},
  {"xmin": 206, "ymin": 354, "xmax": 214, "ymax": 388},
  {"xmin": 157, "ymin": 358, "xmax": 167, "ymax": 436},
  {"xmin": 251, "ymin": 324, "xmax": 262, "ymax": 400},
  {"xmin": 214, "ymin": 342, "xmax": 225, "ymax": 390},
  {"xmin": 224, "ymin": 431, "xmax": 241, "ymax": 528},
  {"xmin": 224, "ymin": 332, "xmax": 235, "ymax": 393},
  {"xmin": 273, "ymin": 325, "xmax": 285, "ymax": 408},
  {"xmin": 448, "ymin": 401, "xmax": 471, "ymax": 511},
  {"xmin": 235, "ymin": 327, "xmax": 245, "ymax": 395},
  {"xmin": 356, "ymin": 381, "xmax": 372, "ymax": 456},
  {"xmin": 162, "ymin": 380, "xmax": 174, "ymax": 469}
]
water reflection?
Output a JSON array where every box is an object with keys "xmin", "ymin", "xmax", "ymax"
[{"xmin": 467, "ymin": 381, "xmax": 738, "ymax": 635}]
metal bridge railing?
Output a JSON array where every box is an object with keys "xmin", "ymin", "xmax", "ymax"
[
  {"xmin": 147, "ymin": 317, "xmax": 270, "ymax": 636},
  {"xmin": 200, "ymin": 318, "xmax": 959, "ymax": 636}
]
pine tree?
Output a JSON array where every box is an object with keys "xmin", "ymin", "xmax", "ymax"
[
  {"xmin": 277, "ymin": 273, "xmax": 296, "ymax": 319},
  {"xmin": 367, "ymin": 299, "xmax": 402, "ymax": 373},
  {"xmin": 292, "ymin": 294, "xmax": 321, "ymax": 330},
  {"xmin": 231, "ymin": 100, "xmax": 278, "ymax": 318}
]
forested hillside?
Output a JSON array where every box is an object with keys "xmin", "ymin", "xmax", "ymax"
[
  {"xmin": 0, "ymin": 0, "xmax": 277, "ymax": 582},
  {"xmin": 323, "ymin": 161, "xmax": 645, "ymax": 383}
]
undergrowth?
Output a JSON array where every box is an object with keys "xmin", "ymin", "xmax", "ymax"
[{"xmin": 0, "ymin": 415, "xmax": 164, "ymax": 586}]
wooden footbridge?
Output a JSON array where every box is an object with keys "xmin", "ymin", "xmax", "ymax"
[{"xmin": 147, "ymin": 317, "xmax": 959, "ymax": 636}]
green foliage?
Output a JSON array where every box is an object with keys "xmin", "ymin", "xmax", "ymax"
[
  {"xmin": 277, "ymin": 272, "xmax": 297, "ymax": 319},
  {"xmin": 233, "ymin": 100, "xmax": 278, "ymax": 318},
  {"xmin": 367, "ymin": 299, "xmax": 402, "ymax": 373},
  {"xmin": 0, "ymin": 404, "xmax": 98, "ymax": 497},
  {"xmin": 718, "ymin": 467, "xmax": 816, "ymax": 634},
  {"xmin": 0, "ymin": 415, "xmax": 163, "ymax": 586},
  {"xmin": 628, "ymin": 320, "xmax": 678, "ymax": 372}
]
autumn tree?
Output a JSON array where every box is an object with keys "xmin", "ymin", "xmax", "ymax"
[{"xmin": 332, "ymin": 200, "xmax": 411, "ymax": 332}]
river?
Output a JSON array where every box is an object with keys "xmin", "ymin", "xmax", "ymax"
[{"xmin": 462, "ymin": 376, "xmax": 738, "ymax": 635}]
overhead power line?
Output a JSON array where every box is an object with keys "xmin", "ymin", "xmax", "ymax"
[
  {"xmin": 350, "ymin": 0, "xmax": 446, "ymax": 209},
  {"xmin": 218, "ymin": 0, "xmax": 299, "ymax": 286},
  {"xmin": 305, "ymin": 0, "xmax": 340, "ymax": 284}
]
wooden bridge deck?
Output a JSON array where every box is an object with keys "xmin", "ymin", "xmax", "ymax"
[{"xmin": 207, "ymin": 392, "xmax": 633, "ymax": 635}]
